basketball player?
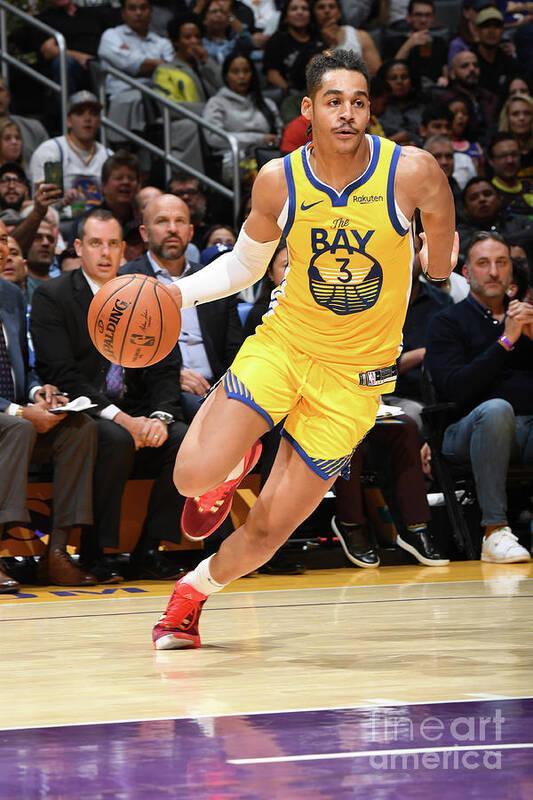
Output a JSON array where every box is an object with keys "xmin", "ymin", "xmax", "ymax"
[{"xmin": 152, "ymin": 49, "xmax": 459, "ymax": 649}]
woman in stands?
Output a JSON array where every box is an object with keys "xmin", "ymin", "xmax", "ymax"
[
  {"xmin": 200, "ymin": 0, "xmax": 254, "ymax": 64},
  {"xmin": 311, "ymin": 0, "xmax": 381, "ymax": 76},
  {"xmin": 262, "ymin": 0, "xmax": 320, "ymax": 91},
  {"xmin": 499, "ymin": 93, "xmax": 533, "ymax": 180},
  {"xmin": 202, "ymin": 51, "xmax": 282, "ymax": 183},
  {"xmin": 377, "ymin": 59, "xmax": 426, "ymax": 140},
  {"xmin": 203, "ymin": 224, "xmax": 237, "ymax": 249},
  {"xmin": 0, "ymin": 119, "xmax": 24, "ymax": 168},
  {"xmin": 448, "ymin": 97, "xmax": 484, "ymax": 172}
]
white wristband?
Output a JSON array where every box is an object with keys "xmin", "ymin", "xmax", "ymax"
[{"xmin": 178, "ymin": 229, "xmax": 280, "ymax": 309}]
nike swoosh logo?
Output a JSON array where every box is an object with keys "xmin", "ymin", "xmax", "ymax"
[{"xmin": 300, "ymin": 200, "xmax": 323, "ymax": 211}]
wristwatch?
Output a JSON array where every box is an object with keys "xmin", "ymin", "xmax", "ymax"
[{"xmin": 150, "ymin": 411, "xmax": 174, "ymax": 425}]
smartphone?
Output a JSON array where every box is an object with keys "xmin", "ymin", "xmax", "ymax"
[{"xmin": 43, "ymin": 161, "xmax": 64, "ymax": 193}]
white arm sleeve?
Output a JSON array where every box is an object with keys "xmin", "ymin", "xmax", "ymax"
[{"xmin": 177, "ymin": 229, "xmax": 280, "ymax": 309}]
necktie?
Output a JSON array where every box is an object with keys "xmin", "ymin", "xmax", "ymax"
[
  {"xmin": 0, "ymin": 323, "xmax": 15, "ymax": 402},
  {"xmin": 106, "ymin": 362, "xmax": 123, "ymax": 399}
]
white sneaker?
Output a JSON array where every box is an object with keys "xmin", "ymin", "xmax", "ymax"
[{"xmin": 481, "ymin": 527, "xmax": 532, "ymax": 563}]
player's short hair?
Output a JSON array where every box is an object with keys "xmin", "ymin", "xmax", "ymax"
[
  {"xmin": 77, "ymin": 208, "xmax": 122, "ymax": 241},
  {"xmin": 465, "ymin": 230, "xmax": 509, "ymax": 264},
  {"xmin": 305, "ymin": 49, "xmax": 369, "ymax": 97}
]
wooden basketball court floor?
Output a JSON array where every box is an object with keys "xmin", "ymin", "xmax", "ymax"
[{"xmin": 1, "ymin": 560, "xmax": 532, "ymax": 798}]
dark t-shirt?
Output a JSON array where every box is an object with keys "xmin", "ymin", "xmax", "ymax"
[
  {"xmin": 32, "ymin": 6, "xmax": 109, "ymax": 56},
  {"xmin": 263, "ymin": 31, "xmax": 319, "ymax": 83},
  {"xmin": 474, "ymin": 45, "xmax": 520, "ymax": 93},
  {"xmin": 406, "ymin": 36, "xmax": 448, "ymax": 83}
]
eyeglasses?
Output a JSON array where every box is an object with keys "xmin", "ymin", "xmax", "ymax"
[{"xmin": 0, "ymin": 175, "xmax": 25, "ymax": 186}]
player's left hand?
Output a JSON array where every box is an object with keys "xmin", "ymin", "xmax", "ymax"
[{"xmin": 419, "ymin": 231, "xmax": 459, "ymax": 279}]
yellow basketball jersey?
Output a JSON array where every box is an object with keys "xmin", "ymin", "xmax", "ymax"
[{"xmin": 262, "ymin": 135, "xmax": 413, "ymax": 371}]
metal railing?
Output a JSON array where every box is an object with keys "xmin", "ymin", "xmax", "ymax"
[
  {"xmin": 0, "ymin": 0, "xmax": 68, "ymax": 136},
  {"xmin": 0, "ymin": 4, "xmax": 241, "ymax": 223},
  {"xmin": 95, "ymin": 64, "xmax": 241, "ymax": 225}
]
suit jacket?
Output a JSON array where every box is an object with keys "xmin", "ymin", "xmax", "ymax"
[
  {"xmin": 29, "ymin": 269, "xmax": 183, "ymax": 419},
  {"xmin": 119, "ymin": 255, "xmax": 244, "ymax": 381},
  {"xmin": 0, "ymin": 278, "xmax": 40, "ymax": 411}
]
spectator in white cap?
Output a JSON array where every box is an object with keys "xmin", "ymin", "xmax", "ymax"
[{"xmin": 28, "ymin": 91, "xmax": 113, "ymax": 221}]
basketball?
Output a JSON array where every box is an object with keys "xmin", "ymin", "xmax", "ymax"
[{"xmin": 87, "ymin": 274, "xmax": 181, "ymax": 368}]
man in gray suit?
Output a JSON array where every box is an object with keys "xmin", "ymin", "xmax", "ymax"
[{"xmin": 0, "ymin": 219, "xmax": 98, "ymax": 592}]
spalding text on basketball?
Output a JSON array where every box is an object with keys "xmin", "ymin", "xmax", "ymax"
[{"xmin": 103, "ymin": 298, "xmax": 131, "ymax": 357}]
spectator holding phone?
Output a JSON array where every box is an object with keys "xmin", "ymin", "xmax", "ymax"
[{"xmin": 28, "ymin": 92, "xmax": 113, "ymax": 221}]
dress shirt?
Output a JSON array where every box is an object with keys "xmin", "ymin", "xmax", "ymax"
[
  {"xmin": 147, "ymin": 252, "xmax": 212, "ymax": 379},
  {"xmin": 98, "ymin": 24, "xmax": 174, "ymax": 98}
]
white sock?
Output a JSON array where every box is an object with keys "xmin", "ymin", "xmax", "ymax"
[
  {"xmin": 226, "ymin": 457, "xmax": 245, "ymax": 481},
  {"xmin": 182, "ymin": 555, "xmax": 226, "ymax": 596}
]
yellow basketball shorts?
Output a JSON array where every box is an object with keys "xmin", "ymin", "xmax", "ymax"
[{"xmin": 223, "ymin": 324, "xmax": 386, "ymax": 481}]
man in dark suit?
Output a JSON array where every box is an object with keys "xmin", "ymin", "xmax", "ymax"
[
  {"xmin": 0, "ymin": 218, "xmax": 98, "ymax": 592},
  {"xmin": 120, "ymin": 194, "xmax": 243, "ymax": 422},
  {"xmin": 30, "ymin": 209, "xmax": 189, "ymax": 580}
]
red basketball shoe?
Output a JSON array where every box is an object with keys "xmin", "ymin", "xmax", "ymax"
[
  {"xmin": 152, "ymin": 576, "xmax": 207, "ymax": 650},
  {"xmin": 181, "ymin": 440, "xmax": 262, "ymax": 541}
]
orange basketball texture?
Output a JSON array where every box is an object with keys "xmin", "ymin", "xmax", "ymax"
[{"xmin": 87, "ymin": 274, "xmax": 181, "ymax": 368}]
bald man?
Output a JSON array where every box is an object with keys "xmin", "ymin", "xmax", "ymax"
[
  {"xmin": 444, "ymin": 50, "xmax": 499, "ymax": 137},
  {"xmin": 120, "ymin": 194, "xmax": 243, "ymax": 422}
]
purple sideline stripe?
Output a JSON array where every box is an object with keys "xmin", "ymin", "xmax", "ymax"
[{"xmin": 0, "ymin": 698, "xmax": 531, "ymax": 799}]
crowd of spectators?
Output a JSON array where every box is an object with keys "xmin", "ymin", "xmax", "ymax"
[{"xmin": 1, "ymin": 0, "xmax": 533, "ymax": 591}]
